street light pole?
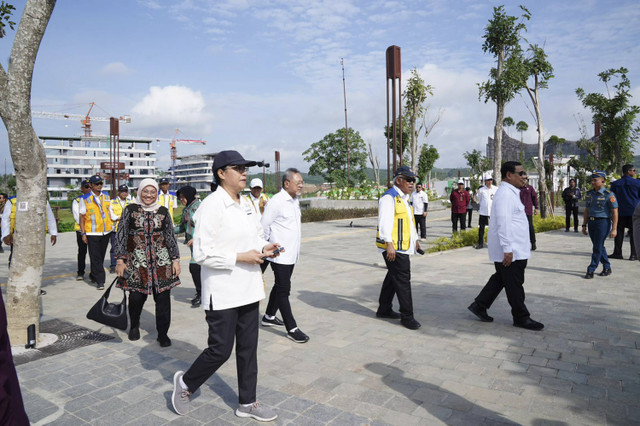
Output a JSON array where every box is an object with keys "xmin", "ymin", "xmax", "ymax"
[{"xmin": 341, "ymin": 58, "xmax": 349, "ymax": 187}]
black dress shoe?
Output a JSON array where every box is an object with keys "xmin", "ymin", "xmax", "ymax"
[
  {"xmin": 598, "ymin": 269, "xmax": 612, "ymax": 276},
  {"xmin": 609, "ymin": 254, "xmax": 623, "ymax": 259},
  {"xmin": 574, "ymin": 229, "xmax": 579, "ymax": 233},
  {"xmin": 584, "ymin": 272, "xmax": 594, "ymax": 279},
  {"xmin": 376, "ymin": 310, "xmax": 401, "ymax": 319},
  {"xmin": 475, "ymin": 244, "xmax": 483, "ymax": 249},
  {"xmin": 630, "ymin": 255, "xmax": 638, "ymax": 261},
  {"xmin": 157, "ymin": 336, "xmax": 172, "ymax": 347},
  {"xmin": 128, "ymin": 327, "xmax": 140, "ymax": 341},
  {"xmin": 467, "ymin": 302, "xmax": 493, "ymax": 322},
  {"xmin": 401, "ymin": 317, "xmax": 421, "ymax": 330},
  {"xmin": 564, "ymin": 229, "xmax": 569, "ymax": 232},
  {"xmin": 513, "ymin": 317, "xmax": 544, "ymax": 331}
]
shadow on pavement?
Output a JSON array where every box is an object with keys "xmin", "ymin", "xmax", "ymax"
[{"xmin": 297, "ymin": 290, "xmax": 376, "ymax": 318}]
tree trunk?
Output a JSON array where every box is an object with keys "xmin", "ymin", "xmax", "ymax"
[
  {"xmin": 410, "ymin": 105, "xmax": 419, "ymax": 173},
  {"xmin": 493, "ymin": 49, "xmax": 506, "ymax": 185},
  {"xmin": 527, "ymin": 84, "xmax": 549, "ymax": 218},
  {"xmin": 0, "ymin": 0, "xmax": 56, "ymax": 346}
]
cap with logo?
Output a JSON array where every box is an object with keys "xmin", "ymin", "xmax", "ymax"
[
  {"xmin": 591, "ymin": 170, "xmax": 606, "ymax": 180},
  {"xmin": 89, "ymin": 175, "xmax": 103, "ymax": 184},
  {"xmin": 393, "ymin": 166, "xmax": 416, "ymax": 178},
  {"xmin": 159, "ymin": 177, "xmax": 170, "ymax": 184},
  {"xmin": 118, "ymin": 185, "xmax": 129, "ymax": 192}
]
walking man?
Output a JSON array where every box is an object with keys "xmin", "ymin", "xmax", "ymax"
[
  {"xmin": 246, "ymin": 178, "xmax": 269, "ymax": 218},
  {"xmin": 582, "ymin": 171, "xmax": 618, "ymax": 278},
  {"xmin": 450, "ymin": 180, "xmax": 469, "ymax": 233},
  {"xmin": 0, "ymin": 192, "xmax": 8, "ymax": 253},
  {"xmin": 79, "ymin": 174, "xmax": 113, "ymax": 290},
  {"xmin": 375, "ymin": 166, "xmax": 422, "ymax": 330},
  {"xmin": 260, "ymin": 168, "xmax": 309, "ymax": 343},
  {"xmin": 109, "ymin": 185, "xmax": 131, "ymax": 273},
  {"xmin": 519, "ymin": 178, "xmax": 538, "ymax": 250},
  {"xmin": 562, "ymin": 179, "xmax": 581, "ymax": 232},
  {"xmin": 610, "ymin": 164, "xmax": 640, "ymax": 260},
  {"xmin": 72, "ymin": 179, "xmax": 91, "ymax": 280},
  {"xmin": 158, "ymin": 177, "xmax": 177, "ymax": 222},
  {"xmin": 410, "ymin": 183, "xmax": 429, "ymax": 239},
  {"xmin": 475, "ymin": 175, "xmax": 497, "ymax": 249},
  {"xmin": 468, "ymin": 161, "xmax": 544, "ymax": 331}
]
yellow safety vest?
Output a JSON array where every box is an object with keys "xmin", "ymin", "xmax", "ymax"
[
  {"xmin": 110, "ymin": 198, "xmax": 131, "ymax": 231},
  {"xmin": 81, "ymin": 192, "xmax": 113, "ymax": 234},
  {"xmin": 245, "ymin": 193, "xmax": 269, "ymax": 215},
  {"xmin": 158, "ymin": 191, "xmax": 176, "ymax": 221},
  {"xmin": 375, "ymin": 188, "xmax": 414, "ymax": 251},
  {"xmin": 9, "ymin": 196, "xmax": 49, "ymax": 234}
]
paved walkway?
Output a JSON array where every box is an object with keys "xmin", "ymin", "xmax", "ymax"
[{"xmin": 3, "ymin": 209, "xmax": 640, "ymax": 425}]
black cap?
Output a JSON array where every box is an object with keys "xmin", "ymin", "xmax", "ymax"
[
  {"xmin": 89, "ymin": 175, "xmax": 103, "ymax": 184},
  {"xmin": 393, "ymin": 166, "xmax": 416, "ymax": 178},
  {"xmin": 118, "ymin": 185, "xmax": 128, "ymax": 192},
  {"xmin": 80, "ymin": 178, "xmax": 90, "ymax": 187},
  {"xmin": 212, "ymin": 151, "xmax": 257, "ymax": 177},
  {"xmin": 159, "ymin": 178, "xmax": 170, "ymax": 184}
]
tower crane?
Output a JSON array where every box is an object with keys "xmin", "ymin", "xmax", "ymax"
[
  {"xmin": 154, "ymin": 129, "xmax": 206, "ymax": 188},
  {"xmin": 32, "ymin": 102, "xmax": 131, "ymax": 136}
]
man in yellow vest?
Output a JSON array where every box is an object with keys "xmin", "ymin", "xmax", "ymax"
[
  {"xmin": 72, "ymin": 179, "xmax": 91, "ymax": 280},
  {"xmin": 78, "ymin": 174, "xmax": 113, "ymax": 290},
  {"xmin": 375, "ymin": 166, "xmax": 422, "ymax": 330},
  {"xmin": 246, "ymin": 178, "xmax": 269, "ymax": 218},
  {"xmin": 108, "ymin": 184, "xmax": 131, "ymax": 273},
  {"xmin": 158, "ymin": 177, "xmax": 177, "ymax": 221}
]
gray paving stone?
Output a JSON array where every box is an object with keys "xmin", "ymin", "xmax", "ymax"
[
  {"xmin": 301, "ymin": 403, "xmax": 343, "ymax": 422},
  {"xmin": 278, "ymin": 396, "xmax": 315, "ymax": 413},
  {"xmin": 46, "ymin": 412, "xmax": 90, "ymax": 425}
]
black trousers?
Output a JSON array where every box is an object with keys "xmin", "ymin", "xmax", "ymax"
[
  {"xmin": 478, "ymin": 215, "xmax": 489, "ymax": 246},
  {"xmin": 183, "ymin": 302, "xmax": 259, "ymax": 404},
  {"xmin": 128, "ymin": 287, "xmax": 171, "ymax": 338},
  {"xmin": 86, "ymin": 234, "xmax": 110, "ymax": 285},
  {"xmin": 475, "ymin": 260, "xmax": 530, "ymax": 322},
  {"xmin": 76, "ymin": 231, "xmax": 88, "ymax": 276},
  {"xmin": 451, "ymin": 212, "xmax": 466, "ymax": 232},
  {"xmin": 378, "ymin": 252, "xmax": 414, "ymax": 319},
  {"xmin": 109, "ymin": 232, "xmax": 117, "ymax": 269},
  {"xmin": 565, "ymin": 205, "xmax": 579, "ymax": 231},
  {"xmin": 527, "ymin": 215, "xmax": 536, "ymax": 244},
  {"xmin": 613, "ymin": 215, "xmax": 636, "ymax": 257},
  {"xmin": 265, "ymin": 263, "xmax": 297, "ymax": 331},
  {"xmin": 189, "ymin": 263, "xmax": 202, "ymax": 296},
  {"xmin": 414, "ymin": 214, "xmax": 426, "ymax": 239},
  {"xmin": 467, "ymin": 209, "xmax": 473, "ymax": 228}
]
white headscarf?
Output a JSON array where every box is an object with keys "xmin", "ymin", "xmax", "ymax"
[{"xmin": 136, "ymin": 178, "xmax": 160, "ymax": 212}]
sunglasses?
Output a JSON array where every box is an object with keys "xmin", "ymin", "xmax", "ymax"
[
  {"xmin": 82, "ymin": 185, "xmax": 90, "ymax": 189},
  {"xmin": 400, "ymin": 176, "xmax": 416, "ymax": 183},
  {"xmin": 94, "ymin": 182, "xmax": 103, "ymax": 185},
  {"xmin": 517, "ymin": 171, "xmax": 527, "ymax": 176}
]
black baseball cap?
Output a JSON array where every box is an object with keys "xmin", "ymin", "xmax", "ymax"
[
  {"xmin": 89, "ymin": 175, "xmax": 103, "ymax": 184},
  {"xmin": 212, "ymin": 151, "xmax": 257, "ymax": 177},
  {"xmin": 118, "ymin": 185, "xmax": 128, "ymax": 192},
  {"xmin": 393, "ymin": 166, "xmax": 416, "ymax": 178},
  {"xmin": 80, "ymin": 178, "xmax": 90, "ymax": 187},
  {"xmin": 159, "ymin": 178, "xmax": 170, "ymax": 184}
]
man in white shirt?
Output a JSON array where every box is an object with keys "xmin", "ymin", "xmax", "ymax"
[
  {"xmin": 246, "ymin": 178, "xmax": 269, "ymax": 218},
  {"xmin": 475, "ymin": 175, "xmax": 498, "ymax": 249},
  {"xmin": 260, "ymin": 168, "xmax": 309, "ymax": 343},
  {"xmin": 410, "ymin": 183, "xmax": 429, "ymax": 239},
  {"xmin": 375, "ymin": 166, "xmax": 422, "ymax": 330},
  {"xmin": 468, "ymin": 161, "xmax": 544, "ymax": 331}
]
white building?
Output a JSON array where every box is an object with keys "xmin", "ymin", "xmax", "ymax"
[
  {"xmin": 173, "ymin": 153, "xmax": 217, "ymax": 194},
  {"xmin": 43, "ymin": 135, "xmax": 157, "ymax": 200}
]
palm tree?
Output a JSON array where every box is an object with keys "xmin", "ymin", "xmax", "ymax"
[{"xmin": 516, "ymin": 121, "xmax": 528, "ymax": 163}]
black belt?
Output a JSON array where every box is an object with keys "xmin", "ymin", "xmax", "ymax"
[{"xmin": 589, "ymin": 217, "xmax": 609, "ymax": 220}]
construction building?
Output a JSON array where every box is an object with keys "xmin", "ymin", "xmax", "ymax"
[{"xmin": 172, "ymin": 153, "xmax": 217, "ymax": 194}]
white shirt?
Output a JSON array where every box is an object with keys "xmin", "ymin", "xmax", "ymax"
[
  {"xmin": 72, "ymin": 197, "xmax": 81, "ymax": 225},
  {"xmin": 410, "ymin": 190, "xmax": 429, "ymax": 215},
  {"xmin": 248, "ymin": 193, "xmax": 263, "ymax": 219},
  {"xmin": 477, "ymin": 184, "xmax": 498, "ymax": 216},
  {"xmin": 192, "ymin": 188, "xmax": 268, "ymax": 311},
  {"xmin": 488, "ymin": 182, "xmax": 530, "ymax": 262},
  {"xmin": 378, "ymin": 185, "xmax": 418, "ymax": 255},
  {"xmin": 261, "ymin": 188, "xmax": 301, "ymax": 265},
  {"xmin": 1, "ymin": 199, "xmax": 58, "ymax": 240}
]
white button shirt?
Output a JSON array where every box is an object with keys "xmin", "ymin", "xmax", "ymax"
[
  {"xmin": 378, "ymin": 185, "xmax": 418, "ymax": 255},
  {"xmin": 261, "ymin": 188, "xmax": 301, "ymax": 265},
  {"xmin": 192, "ymin": 189, "xmax": 268, "ymax": 311},
  {"xmin": 488, "ymin": 182, "xmax": 530, "ymax": 262},
  {"xmin": 1, "ymin": 199, "xmax": 58, "ymax": 240},
  {"xmin": 410, "ymin": 190, "xmax": 429, "ymax": 215},
  {"xmin": 477, "ymin": 184, "xmax": 498, "ymax": 216}
]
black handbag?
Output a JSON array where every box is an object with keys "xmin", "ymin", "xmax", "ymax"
[{"xmin": 86, "ymin": 277, "xmax": 128, "ymax": 331}]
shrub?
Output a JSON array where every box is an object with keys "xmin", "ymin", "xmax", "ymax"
[{"xmin": 301, "ymin": 208, "xmax": 377, "ymax": 223}]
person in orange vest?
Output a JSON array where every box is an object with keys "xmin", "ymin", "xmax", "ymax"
[
  {"xmin": 72, "ymin": 179, "xmax": 91, "ymax": 280},
  {"xmin": 78, "ymin": 175, "xmax": 112, "ymax": 290}
]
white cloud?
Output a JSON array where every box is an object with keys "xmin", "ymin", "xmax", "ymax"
[{"xmin": 99, "ymin": 62, "xmax": 133, "ymax": 76}]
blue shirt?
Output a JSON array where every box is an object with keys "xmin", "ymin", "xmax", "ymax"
[
  {"xmin": 585, "ymin": 188, "xmax": 618, "ymax": 218},
  {"xmin": 610, "ymin": 175, "xmax": 640, "ymax": 216}
]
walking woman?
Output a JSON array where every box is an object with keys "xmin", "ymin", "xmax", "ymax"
[
  {"xmin": 171, "ymin": 150, "xmax": 281, "ymax": 422},
  {"xmin": 114, "ymin": 178, "xmax": 181, "ymax": 347},
  {"xmin": 174, "ymin": 186, "xmax": 202, "ymax": 307}
]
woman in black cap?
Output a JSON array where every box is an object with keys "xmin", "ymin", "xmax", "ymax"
[{"xmin": 172, "ymin": 150, "xmax": 281, "ymax": 421}]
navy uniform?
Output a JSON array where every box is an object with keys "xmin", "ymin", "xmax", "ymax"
[{"xmin": 582, "ymin": 171, "xmax": 618, "ymax": 279}]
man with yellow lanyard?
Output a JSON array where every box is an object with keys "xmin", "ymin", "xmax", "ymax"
[
  {"xmin": 246, "ymin": 178, "xmax": 269, "ymax": 218},
  {"xmin": 375, "ymin": 166, "xmax": 422, "ymax": 330},
  {"xmin": 78, "ymin": 175, "xmax": 113, "ymax": 290},
  {"xmin": 158, "ymin": 177, "xmax": 178, "ymax": 222},
  {"xmin": 108, "ymin": 184, "xmax": 131, "ymax": 273},
  {"xmin": 72, "ymin": 179, "xmax": 91, "ymax": 280}
]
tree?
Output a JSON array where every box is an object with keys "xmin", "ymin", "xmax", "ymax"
[
  {"xmin": 367, "ymin": 141, "xmax": 381, "ymax": 196},
  {"xmin": 463, "ymin": 149, "xmax": 491, "ymax": 192},
  {"xmin": 303, "ymin": 128, "xmax": 367, "ymax": 188},
  {"xmin": 403, "ymin": 68, "xmax": 433, "ymax": 172},
  {"xmin": 417, "ymin": 144, "xmax": 439, "ymax": 187},
  {"xmin": 384, "ymin": 116, "xmax": 410, "ymax": 166},
  {"xmin": 576, "ymin": 67, "xmax": 640, "ymax": 175},
  {"xmin": 0, "ymin": 0, "xmax": 56, "ymax": 345},
  {"xmin": 478, "ymin": 5, "xmax": 530, "ymax": 185},
  {"xmin": 516, "ymin": 120, "xmax": 528, "ymax": 162},
  {"xmin": 519, "ymin": 43, "xmax": 554, "ymax": 217},
  {"xmin": 503, "ymin": 116, "xmax": 514, "ymax": 136}
]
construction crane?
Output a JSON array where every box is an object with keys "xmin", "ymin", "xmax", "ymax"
[
  {"xmin": 154, "ymin": 129, "xmax": 206, "ymax": 188},
  {"xmin": 32, "ymin": 102, "xmax": 131, "ymax": 136}
]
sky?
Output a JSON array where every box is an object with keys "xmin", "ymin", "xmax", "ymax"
[{"xmin": 1, "ymin": 0, "xmax": 639, "ymax": 174}]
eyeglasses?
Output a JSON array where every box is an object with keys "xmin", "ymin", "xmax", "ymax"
[{"xmin": 227, "ymin": 165, "xmax": 247, "ymax": 173}]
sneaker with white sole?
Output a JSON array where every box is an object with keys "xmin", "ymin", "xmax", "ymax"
[
  {"xmin": 261, "ymin": 315, "xmax": 285, "ymax": 327},
  {"xmin": 287, "ymin": 328, "xmax": 309, "ymax": 343},
  {"xmin": 235, "ymin": 401, "xmax": 277, "ymax": 422},
  {"xmin": 171, "ymin": 371, "xmax": 191, "ymax": 415}
]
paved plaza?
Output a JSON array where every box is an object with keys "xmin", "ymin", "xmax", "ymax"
[{"xmin": 3, "ymin": 208, "xmax": 640, "ymax": 425}]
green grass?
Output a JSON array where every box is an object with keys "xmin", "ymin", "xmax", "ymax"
[
  {"xmin": 52, "ymin": 205, "xmax": 185, "ymax": 233},
  {"xmin": 301, "ymin": 208, "xmax": 378, "ymax": 223},
  {"xmin": 428, "ymin": 215, "xmax": 565, "ymax": 253}
]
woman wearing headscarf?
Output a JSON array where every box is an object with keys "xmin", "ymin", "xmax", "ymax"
[
  {"xmin": 171, "ymin": 150, "xmax": 281, "ymax": 421},
  {"xmin": 114, "ymin": 178, "xmax": 181, "ymax": 346},
  {"xmin": 174, "ymin": 186, "xmax": 202, "ymax": 307}
]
